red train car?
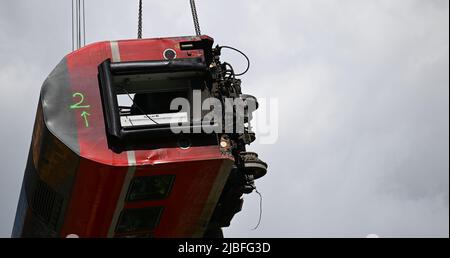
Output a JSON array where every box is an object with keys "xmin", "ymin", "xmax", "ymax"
[{"xmin": 12, "ymin": 35, "xmax": 266, "ymax": 238}]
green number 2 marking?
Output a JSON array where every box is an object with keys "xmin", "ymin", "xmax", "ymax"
[
  {"xmin": 70, "ymin": 92, "xmax": 91, "ymax": 110},
  {"xmin": 70, "ymin": 92, "xmax": 91, "ymax": 128}
]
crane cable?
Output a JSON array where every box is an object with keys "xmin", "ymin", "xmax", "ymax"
[
  {"xmin": 137, "ymin": 0, "xmax": 143, "ymax": 39},
  {"xmin": 83, "ymin": 0, "xmax": 86, "ymax": 47},
  {"xmin": 71, "ymin": 0, "xmax": 86, "ymax": 51},
  {"xmin": 71, "ymin": 0, "xmax": 74, "ymax": 50},
  {"xmin": 189, "ymin": 0, "xmax": 202, "ymax": 36},
  {"xmin": 136, "ymin": 0, "xmax": 201, "ymax": 38}
]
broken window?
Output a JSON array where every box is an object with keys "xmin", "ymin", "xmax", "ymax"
[{"xmin": 98, "ymin": 58, "xmax": 217, "ymax": 152}]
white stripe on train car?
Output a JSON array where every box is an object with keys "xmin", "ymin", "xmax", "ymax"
[
  {"xmin": 110, "ymin": 41, "xmax": 121, "ymax": 62},
  {"xmin": 107, "ymin": 151, "xmax": 136, "ymax": 237},
  {"xmin": 106, "ymin": 41, "xmax": 139, "ymax": 237}
]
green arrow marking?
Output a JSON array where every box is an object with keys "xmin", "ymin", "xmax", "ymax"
[{"xmin": 81, "ymin": 111, "xmax": 91, "ymax": 128}]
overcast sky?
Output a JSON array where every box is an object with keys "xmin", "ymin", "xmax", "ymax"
[{"xmin": 0, "ymin": 0, "xmax": 448, "ymax": 238}]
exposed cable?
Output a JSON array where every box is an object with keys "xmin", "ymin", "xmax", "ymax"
[
  {"xmin": 220, "ymin": 46, "xmax": 251, "ymax": 76},
  {"xmin": 120, "ymin": 88, "xmax": 159, "ymax": 125},
  {"xmin": 252, "ymin": 187, "xmax": 263, "ymax": 231}
]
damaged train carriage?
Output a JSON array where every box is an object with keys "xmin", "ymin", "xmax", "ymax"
[{"xmin": 13, "ymin": 35, "xmax": 267, "ymax": 238}]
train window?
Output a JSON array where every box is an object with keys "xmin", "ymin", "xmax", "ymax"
[
  {"xmin": 115, "ymin": 207, "xmax": 163, "ymax": 234},
  {"xmin": 98, "ymin": 58, "xmax": 217, "ymax": 152},
  {"xmin": 116, "ymin": 83, "xmax": 191, "ymax": 129},
  {"xmin": 126, "ymin": 175, "xmax": 175, "ymax": 202},
  {"xmin": 99, "ymin": 58, "xmax": 206, "ymax": 130}
]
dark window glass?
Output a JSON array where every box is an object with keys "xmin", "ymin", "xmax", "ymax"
[
  {"xmin": 115, "ymin": 207, "xmax": 163, "ymax": 233},
  {"xmin": 130, "ymin": 90, "xmax": 189, "ymax": 115},
  {"xmin": 127, "ymin": 175, "xmax": 175, "ymax": 202}
]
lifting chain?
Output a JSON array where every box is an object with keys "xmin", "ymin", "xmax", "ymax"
[
  {"xmin": 138, "ymin": 0, "xmax": 143, "ymax": 39},
  {"xmin": 189, "ymin": 0, "xmax": 202, "ymax": 36}
]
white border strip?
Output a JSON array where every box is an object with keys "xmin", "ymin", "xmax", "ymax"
[
  {"xmin": 107, "ymin": 151, "xmax": 136, "ymax": 237},
  {"xmin": 110, "ymin": 41, "xmax": 121, "ymax": 62}
]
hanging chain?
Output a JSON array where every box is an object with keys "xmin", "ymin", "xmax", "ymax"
[
  {"xmin": 189, "ymin": 0, "xmax": 202, "ymax": 36},
  {"xmin": 137, "ymin": 0, "xmax": 201, "ymax": 39},
  {"xmin": 138, "ymin": 0, "xmax": 143, "ymax": 39}
]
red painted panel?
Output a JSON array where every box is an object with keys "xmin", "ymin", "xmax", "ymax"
[
  {"xmin": 118, "ymin": 37, "xmax": 204, "ymax": 62},
  {"xmin": 121, "ymin": 159, "xmax": 228, "ymax": 237},
  {"xmin": 65, "ymin": 36, "xmax": 224, "ymax": 167},
  {"xmin": 61, "ymin": 36, "xmax": 233, "ymax": 238},
  {"xmin": 60, "ymin": 159, "xmax": 127, "ymax": 237}
]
